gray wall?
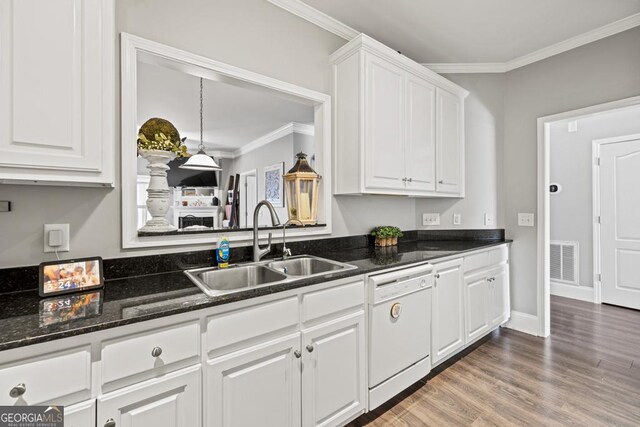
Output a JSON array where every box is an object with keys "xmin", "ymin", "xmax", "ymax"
[
  {"xmin": 503, "ymin": 27, "xmax": 640, "ymax": 315},
  {"xmin": 415, "ymin": 73, "xmax": 505, "ymax": 230},
  {"xmin": 550, "ymin": 106, "xmax": 640, "ymax": 288},
  {"xmin": 0, "ymin": 0, "xmax": 416, "ymax": 268}
]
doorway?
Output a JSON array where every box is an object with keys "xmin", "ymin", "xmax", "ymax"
[
  {"xmin": 238, "ymin": 169, "xmax": 258, "ymax": 228},
  {"xmin": 537, "ymin": 96, "xmax": 640, "ymax": 336}
]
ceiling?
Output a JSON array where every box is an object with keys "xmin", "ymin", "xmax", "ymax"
[
  {"xmin": 301, "ymin": 0, "xmax": 640, "ymax": 63},
  {"xmin": 137, "ymin": 62, "xmax": 314, "ymax": 151}
]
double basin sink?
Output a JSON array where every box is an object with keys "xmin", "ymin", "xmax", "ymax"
[{"xmin": 184, "ymin": 255, "xmax": 357, "ymax": 297}]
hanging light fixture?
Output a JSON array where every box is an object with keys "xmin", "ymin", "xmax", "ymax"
[{"xmin": 180, "ymin": 78, "xmax": 222, "ymax": 171}]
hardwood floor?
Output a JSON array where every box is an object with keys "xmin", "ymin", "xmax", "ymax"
[{"xmin": 350, "ymin": 296, "xmax": 640, "ymax": 426}]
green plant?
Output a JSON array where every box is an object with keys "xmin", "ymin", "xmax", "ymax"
[{"xmin": 371, "ymin": 226, "xmax": 404, "ymax": 238}]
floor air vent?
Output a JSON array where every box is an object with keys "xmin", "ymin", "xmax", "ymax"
[{"xmin": 550, "ymin": 241, "xmax": 579, "ymax": 285}]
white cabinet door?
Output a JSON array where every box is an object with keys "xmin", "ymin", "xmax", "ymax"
[
  {"xmin": 206, "ymin": 333, "xmax": 301, "ymax": 427},
  {"xmin": 0, "ymin": 0, "xmax": 114, "ymax": 186},
  {"xmin": 435, "ymin": 88, "xmax": 463, "ymax": 195},
  {"xmin": 405, "ymin": 74, "xmax": 436, "ymax": 193},
  {"xmin": 489, "ymin": 265, "xmax": 510, "ymax": 328},
  {"xmin": 301, "ymin": 312, "xmax": 366, "ymax": 427},
  {"xmin": 65, "ymin": 400, "xmax": 96, "ymax": 427},
  {"xmin": 465, "ymin": 272, "xmax": 490, "ymax": 343},
  {"xmin": 431, "ymin": 259, "xmax": 465, "ymax": 365},
  {"xmin": 97, "ymin": 365, "xmax": 201, "ymax": 427},
  {"xmin": 364, "ymin": 53, "xmax": 406, "ymax": 191}
]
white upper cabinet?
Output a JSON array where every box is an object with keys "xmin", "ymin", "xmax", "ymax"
[
  {"xmin": 436, "ymin": 88, "xmax": 464, "ymax": 194},
  {"xmin": 0, "ymin": 0, "xmax": 115, "ymax": 186},
  {"xmin": 332, "ymin": 34, "xmax": 468, "ymax": 197}
]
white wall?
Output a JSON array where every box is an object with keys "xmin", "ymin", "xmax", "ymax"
[
  {"xmin": 0, "ymin": 0, "xmax": 416, "ymax": 268},
  {"xmin": 415, "ymin": 73, "xmax": 505, "ymax": 230},
  {"xmin": 550, "ymin": 106, "xmax": 640, "ymax": 288},
  {"xmin": 504, "ymin": 27, "xmax": 640, "ymax": 315}
]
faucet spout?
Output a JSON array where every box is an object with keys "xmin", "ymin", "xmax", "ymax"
[{"xmin": 252, "ymin": 200, "xmax": 281, "ymax": 262}]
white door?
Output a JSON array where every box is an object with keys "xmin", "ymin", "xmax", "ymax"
[
  {"xmin": 405, "ymin": 74, "xmax": 436, "ymax": 193},
  {"xmin": 465, "ymin": 272, "xmax": 490, "ymax": 343},
  {"xmin": 301, "ymin": 312, "xmax": 366, "ymax": 427},
  {"xmin": 488, "ymin": 265, "xmax": 510, "ymax": 328},
  {"xmin": 206, "ymin": 333, "xmax": 301, "ymax": 427},
  {"xmin": 435, "ymin": 88, "xmax": 463, "ymax": 195},
  {"xmin": 97, "ymin": 365, "xmax": 201, "ymax": 427},
  {"xmin": 431, "ymin": 259, "xmax": 465, "ymax": 365},
  {"xmin": 239, "ymin": 170, "xmax": 257, "ymax": 228},
  {"xmin": 65, "ymin": 400, "xmax": 96, "ymax": 427},
  {"xmin": 364, "ymin": 53, "xmax": 406, "ymax": 191},
  {"xmin": 600, "ymin": 137, "xmax": 640, "ymax": 309}
]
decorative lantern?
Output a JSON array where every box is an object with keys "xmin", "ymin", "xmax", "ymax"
[{"xmin": 284, "ymin": 152, "xmax": 321, "ymax": 225}]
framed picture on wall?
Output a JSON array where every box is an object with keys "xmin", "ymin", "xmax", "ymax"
[{"xmin": 264, "ymin": 162, "xmax": 285, "ymax": 207}]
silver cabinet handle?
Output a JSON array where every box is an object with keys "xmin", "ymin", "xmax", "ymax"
[
  {"xmin": 9, "ymin": 383, "xmax": 26, "ymax": 398},
  {"xmin": 294, "ymin": 350, "xmax": 302, "ymax": 358},
  {"xmin": 390, "ymin": 303, "xmax": 402, "ymax": 319},
  {"xmin": 408, "ymin": 178, "xmax": 413, "ymax": 182},
  {"xmin": 306, "ymin": 345, "xmax": 314, "ymax": 353},
  {"xmin": 104, "ymin": 419, "xmax": 116, "ymax": 427},
  {"xmin": 438, "ymin": 180, "xmax": 444, "ymax": 184},
  {"xmin": 434, "ymin": 273, "xmax": 440, "ymax": 279},
  {"xmin": 402, "ymin": 177, "xmax": 407, "ymax": 182},
  {"xmin": 151, "ymin": 347, "xmax": 163, "ymax": 358}
]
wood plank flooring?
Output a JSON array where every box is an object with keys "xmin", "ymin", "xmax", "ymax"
[{"xmin": 349, "ymin": 296, "xmax": 640, "ymax": 426}]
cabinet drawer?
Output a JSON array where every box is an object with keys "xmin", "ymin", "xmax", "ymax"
[
  {"xmin": 302, "ymin": 280, "xmax": 364, "ymax": 324},
  {"xmin": 0, "ymin": 346, "xmax": 91, "ymax": 406},
  {"xmin": 463, "ymin": 251, "xmax": 490, "ymax": 274},
  {"xmin": 489, "ymin": 246, "xmax": 508, "ymax": 266},
  {"xmin": 207, "ymin": 297, "xmax": 299, "ymax": 354},
  {"xmin": 102, "ymin": 321, "xmax": 200, "ymax": 385}
]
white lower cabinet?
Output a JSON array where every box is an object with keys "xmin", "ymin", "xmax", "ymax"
[
  {"xmin": 464, "ymin": 272, "xmax": 491, "ymax": 343},
  {"xmin": 206, "ymin": 333, "xmax": 302, "ymax": 427},
  {"xmin": 431, "ymin": 259, "xmax": 465, "ymax": 365},
  {"xmin": 65, "ymin": 400, "xmax": 96, "ymax": 427},
  {"xmin": 97, "ymin": 365, "xmax": 201, "ymax": 427},
  {"xmin": 301, "ymin": 312, "xmax": 366, "ymax": 427},
  {"xmin": 489, "ymin": 265, "xmax": 510, "ymax": 328}
]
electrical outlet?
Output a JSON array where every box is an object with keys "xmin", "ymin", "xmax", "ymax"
[
  {"xmin": 484, "ymin": 213, "xmax": 495, "ymax": 226},
  {"xmin": 422, "ymin": 213, "xmax": 440, "ymax": 226},
  {"xmin": 518, "ymin": 213, "xmax": 535, "ymax": 227},
  {"xmin": 44, "ymin": 224, "xmax": 70, "ymax": 253},
  {"xmin": 453, "ymin": 213, "xmax": 462, "ymax": 225}
]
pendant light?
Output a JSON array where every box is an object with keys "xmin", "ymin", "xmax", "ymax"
[{"xmin": 180, "ymin": 78, "xmax": 222, "ymax": 171}]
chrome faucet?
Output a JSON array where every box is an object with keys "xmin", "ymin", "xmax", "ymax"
[
  {"xmin": 282, "ymin": 219, "xmax": 304, "ymax": 259},
  {"xmin": 252, "ymin": 200, "xmax": 281, "ymax": 262}
]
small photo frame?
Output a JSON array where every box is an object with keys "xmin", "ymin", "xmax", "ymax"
[
  {"xmin": 39, "ymin": 256, "xmax": 104, "ymax": 297},
  {"xmin": 264, "ymin": 162, "xmax": 284, "ymax": 207}
]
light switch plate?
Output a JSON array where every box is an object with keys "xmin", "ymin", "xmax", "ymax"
[
  {"xmin": 453, "ymin": 213, "xmax": 461, "ymax": 225},
  {"xmin": 423, "ymin": 213, "xmax": 440, "ymax": 226},
  {"xmin": 518, "ymin": 213, "xmax": 535, "ymax": 227},
  {"xmin": 44, "ymin": 224, "xmax": 70, "ymax": 253},
  {"xmin": 484, "ymin": 213, "xmax": 495, "ymax": 226}
]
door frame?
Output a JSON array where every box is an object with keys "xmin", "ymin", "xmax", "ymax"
[
  {"xmin": 592, "ymin": 133, "xmax": 640, "ymax": 305},
  {"xmin": 536, "ymin": 95, "xmax": 640, "ymax": 337}
]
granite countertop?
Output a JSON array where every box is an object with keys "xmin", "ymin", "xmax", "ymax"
[{"xmin": 0, "ymin": 240, "xmax": 510, "ymax": 352}]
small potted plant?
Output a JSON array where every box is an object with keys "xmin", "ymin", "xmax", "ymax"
[{"xmin": 371, "ymin": 226, "xmax": 404, "ymax": 247}]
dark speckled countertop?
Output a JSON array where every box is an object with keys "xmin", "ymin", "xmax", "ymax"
[{"xmin": 0, "ymin": 239, "xmax": 510, "ymax": 352}]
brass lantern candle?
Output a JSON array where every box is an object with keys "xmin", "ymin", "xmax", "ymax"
[{"xmin": 284, "ymin": 152, "xmax": 321, "ymax": 225}]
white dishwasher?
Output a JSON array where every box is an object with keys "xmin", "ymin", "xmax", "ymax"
[{"xmin": 368, "ymin": 262, "xmax": 433, "ymax": 410}]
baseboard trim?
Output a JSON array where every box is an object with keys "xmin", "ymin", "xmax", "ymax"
[
  {"xmin": 551, "ymin": 281, "xmax": 595, "ymax": 303},
  {"xmin": 505, "ymin": 311, "xmax": 539, "ymax": 336}
]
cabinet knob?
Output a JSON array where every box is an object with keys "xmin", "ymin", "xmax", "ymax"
[
  {"xmin": 294, "ymin": 350, "xmax": 302, "ymax": 359},
  {"xmin": 402, "ymin": 177, "xmax": 407, "ymax": 182},
  {"xmin": 390, "ymin": 303, "xmax": 402, "ymax": 319},
  {"xmin": 434, "ymin": 273, "xmax": 440, "ymax": 279},
  {"xmin": 151, "ymin": 347, "xmax": 163, "ymax": 358},
  {"xmin": 438, "ymin": 180, "xmax": 444, "ymax": 184},
  {"xmin": 408, "ymin": 178, "xmax": 413, "ymax": 182},
  {"xmin": 306, "ymin": 345, "xmax": 314, "ymax": 353},
  {"xmin": 104, "ymin": 419, "xmax": 116, "ymax": 427},
  {"xmin": 9, "ymin": 383, "xmax": 26, "ymax": 398}
]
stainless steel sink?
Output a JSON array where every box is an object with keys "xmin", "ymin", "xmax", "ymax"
[
  {"xmin": 267, "ymin": 255, "xmax": 355, "ymax": 277},
  {"xmin": 184, "ymin": 264, "xmax": 288, "ymax": 296},
  {"xmin": 184, "ymin": 255, "xmax": 356, "ymax": 297}
]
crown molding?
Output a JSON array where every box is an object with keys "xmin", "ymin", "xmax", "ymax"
[
  {"xmin": 233, "ymin": 122, "xmax": 315, "ymax": 158},
  {"xmin": 422, "ymin": 63, "xmax": 508, "ymax": 74},
  {"xmin": 267, "ymin": 0, "xmax": 359, "ymax": 40}
]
